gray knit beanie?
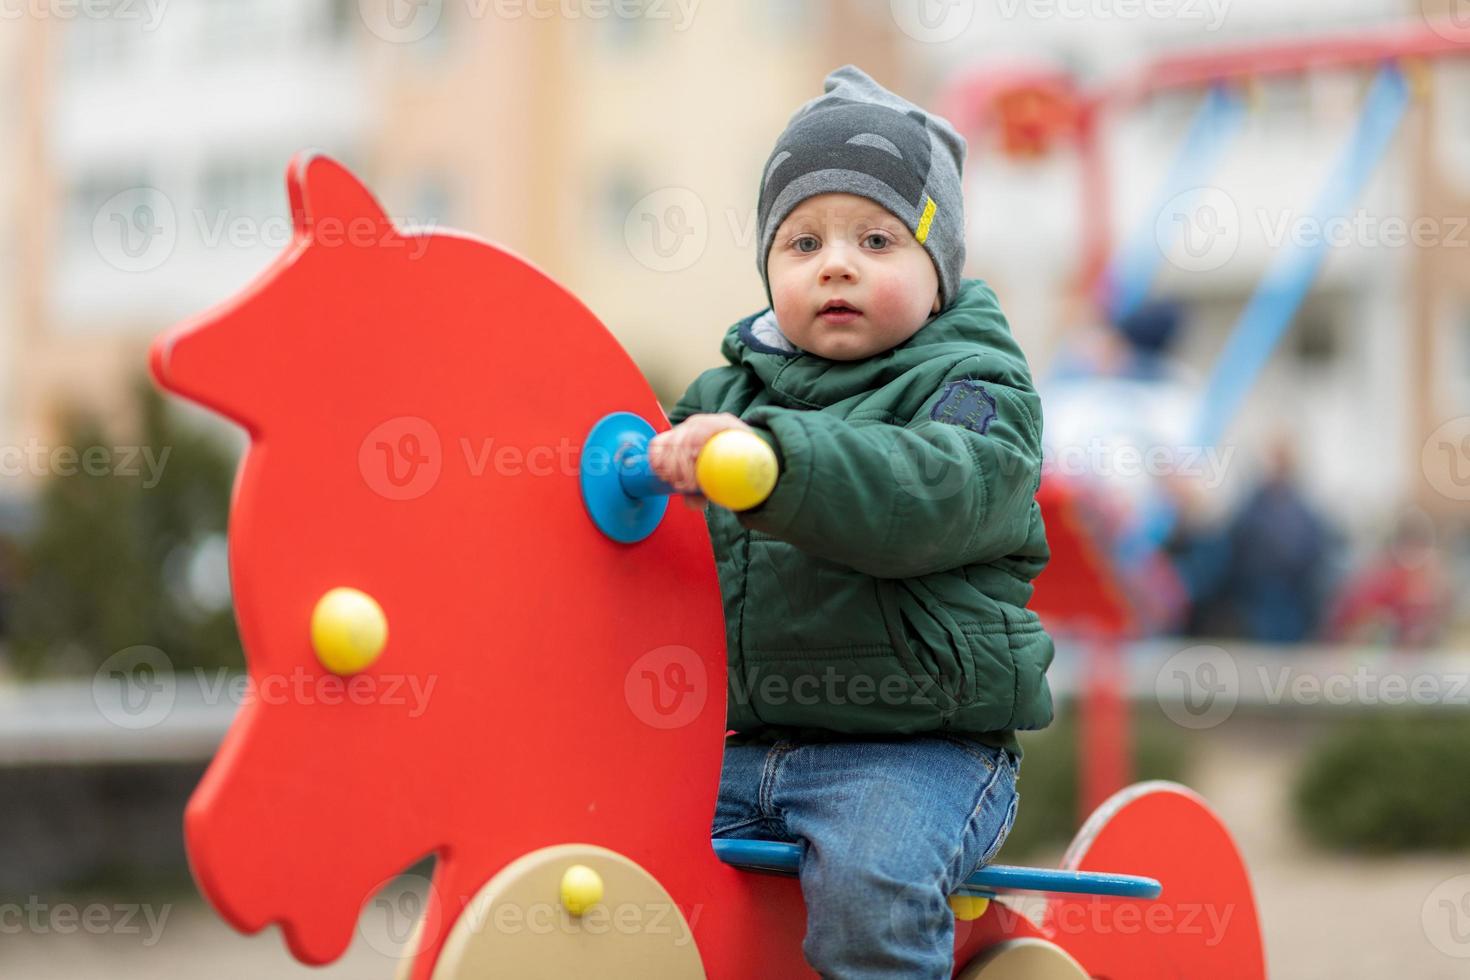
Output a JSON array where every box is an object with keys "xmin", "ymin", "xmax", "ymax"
[{"xmin": 756, "ymin": 64, "xmax": 968, "ymax": 312}]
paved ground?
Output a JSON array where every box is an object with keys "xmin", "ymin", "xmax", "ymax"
[
  {"xmin": 1189, "ymin": 719, "xmax": 1470, "ymax": 980},
  {"xmin": 2, "ymin": 723, "xmax": 1467, "ymax": 977}
]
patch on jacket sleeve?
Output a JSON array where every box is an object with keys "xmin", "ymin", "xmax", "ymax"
[{"xmin": 930, "ymin": 380, "xmax": 998, "ymax": 435}]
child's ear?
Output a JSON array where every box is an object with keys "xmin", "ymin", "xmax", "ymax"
[{"xmin": 931, "ymin": 293, "xmax": 941, "ymax": 314}]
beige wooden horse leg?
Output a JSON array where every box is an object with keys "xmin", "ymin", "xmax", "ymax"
[
  {"xmin": 396, "ymin": 844, "xmax": 706, "ymax": 980},
  {"xmin": 956, "ymin": 937, "xmax": 1091, "ymax": 979}
]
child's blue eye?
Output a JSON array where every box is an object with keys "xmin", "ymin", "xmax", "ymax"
[
  {"xmin": 793, "ymin": 236, "xmax": 819, "ymax": 253},
  {"xmin": 864, "ymin": 233, "xmax": 891, "ymax": 250}
]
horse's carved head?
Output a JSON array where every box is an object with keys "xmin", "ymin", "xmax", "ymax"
[{"xmin": 151, "ymin": 154, "xmax": 728, "ymax": 972}]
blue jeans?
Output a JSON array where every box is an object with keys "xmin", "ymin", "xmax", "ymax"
[{"xmin": 711, "ymin": 734, "xmax": 1021, "ymax": 979}]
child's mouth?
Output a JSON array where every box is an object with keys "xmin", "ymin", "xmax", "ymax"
[{"xmin": 819, "ymin": 304, "xmax": 861, "ymax": 323}]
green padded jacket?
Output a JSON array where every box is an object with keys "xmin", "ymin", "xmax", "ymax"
[{"xmin": 668, "ymin": 279, "xmax": 1054, "ymax": 761}]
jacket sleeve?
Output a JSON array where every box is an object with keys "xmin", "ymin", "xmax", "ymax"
[
  {"xmin": 734, "ymin": 356, "xmax": 1043, "ymax": 579},
  {"xmin": 666, "ymin": 367, "xmax": 737, "ymax": 426}
]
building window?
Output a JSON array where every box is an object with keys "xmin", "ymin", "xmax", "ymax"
[
  {"xmin": 199, "ymin": 157, "xmax": 283, "ymax": 223},
  {"xmin": 63, "ymin": 1, "xmax": 146, "ymax": 72},
  {"xmin": 1290, "ymin": 300, "xmax": 1341, "ymax": 371},
  {"xmin": 200, "ymin": 0, "xmax": 276, "ymax": 56},
  {"xmin": 1433, "ymin": 63, "xmax": 1470, "ymax": 197},
  {"xmin": 601, "ymin": 0, "xmax": 650, "ymax": 50},
  {"xmin": 65, "ymin": 171, "xmax": 150, "ymax": 256},
  {"xmin": 1144, "ymin": 89, "xmax": 1199, "ymax": 138},
  {"xmin": 1458, "ymin": 306, "xmax": 1470, "ymax": 402},
  {"xmin": 410, "ymin": 0, "xmax": 454, "ymax": 60},
  {"xmin": 407, "ymin": 173, "xmax": 456, "ymax": 229},
  {"xmin": 601, "ymin": 168, "xmax": 643, "ymax": 243},
  {"xmin": 761, "ymin": 0, "xmax": 810, "ymax": 37},
  {"xmin": 326, "ymin": 0, "xmax": 360, "ymax": 45}
]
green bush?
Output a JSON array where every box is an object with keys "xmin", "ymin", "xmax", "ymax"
[
  {"xmin": 993, "ymin": 703, "xmax": 1191, "ymax": 863},
  {"xmin": 7, "ymin": 375, "xmax": 243, "ymax": 678},
  {"xmin": 1293, "ymin": 711, "xmax": 1470, "ymax": 854}
]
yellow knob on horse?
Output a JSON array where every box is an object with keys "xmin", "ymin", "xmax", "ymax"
[
  {"xmin": 559, "ymin": 864, "xmax": 604, "ymax": 917},
  {"xmin": 949, "ymin": 893, "xmax": 991, "ymax": 921},
  {"xmin": 311, "ymin": 587, "xmax": 388, "ymax": 675},
  {"xmin": 696, "ymin": 429, "xmax": 779, "ymax": 512}
]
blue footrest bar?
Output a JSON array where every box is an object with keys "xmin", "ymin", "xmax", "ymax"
[{"xmin": 712, "ymin": 838, "xmax": 1163, "ymax": 900}]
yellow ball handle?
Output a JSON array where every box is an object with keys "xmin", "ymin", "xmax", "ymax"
[
  {"xmin": 310, "ymin": 587, "xmax": 388, "ymax": 675},
  {"xmin": 695, "ymin": 429, "xmax": 779, "ymax": 512}
]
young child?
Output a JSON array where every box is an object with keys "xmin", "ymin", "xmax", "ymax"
[{"xmin": 648, "ymin": 65, "xmax": 1054, "ymax": 979}]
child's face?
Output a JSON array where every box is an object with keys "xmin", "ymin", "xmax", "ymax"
[{"xmin": 766, "ymin": 192, "xmax": 941, "ymax": 362}]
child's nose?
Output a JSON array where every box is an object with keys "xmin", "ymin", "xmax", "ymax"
[{"xmin": 819, "ymin": 245, "xmax": 858, "ymax": 282}]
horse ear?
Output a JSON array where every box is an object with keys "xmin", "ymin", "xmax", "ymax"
[{"xmin": 287, "ymin": 151, "xmax": 395, "ymax": 241}]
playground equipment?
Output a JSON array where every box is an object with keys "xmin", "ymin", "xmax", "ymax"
[
  {"xmin": 148, "ymin": 152, "xmax": 1265, "ymax": 977},
  {"xmin": 579, "ymin": 412, "xmax": 778, "ymax": 542},
  {"xmin": 946, "ymin": 21, "xmax": 1470, "ymax": 814}
]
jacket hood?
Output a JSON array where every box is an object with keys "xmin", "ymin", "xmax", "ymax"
[{"xmin": 718, "ymin": 278, "xmax": 1031, "ymax": 409}]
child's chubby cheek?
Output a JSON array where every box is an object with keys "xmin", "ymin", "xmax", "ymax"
[
  {"xmin": 864, "ymin": 279, "xmax": 907, "ymax": 318},
  {"xmin": 770, "ymin": 281, "xmax": 804, "ymax": 322},
  {"xmin": 866, "ymin": 279, "xmax": 930, "ymax": 331}
]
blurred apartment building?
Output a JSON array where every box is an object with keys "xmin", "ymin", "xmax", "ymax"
[
  {"xmin": 3, "ymin": 0, "xmax": 897, "ymax": 505},
  {"xmin": 0, "ymin": 0, "xmax": 1465, "ymax": 542},
  {"xmin": 943, "ymin": 0, "xmax": 1470, "ymax": 535},
  {"xmin": 1416, "ymin": 0, "xmax": 1470, "ymax": 523}
]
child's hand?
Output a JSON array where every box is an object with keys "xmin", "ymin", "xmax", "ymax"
[{"xmin": 648, "ymin": 413, "xmax": 755, "ymax": 510}]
